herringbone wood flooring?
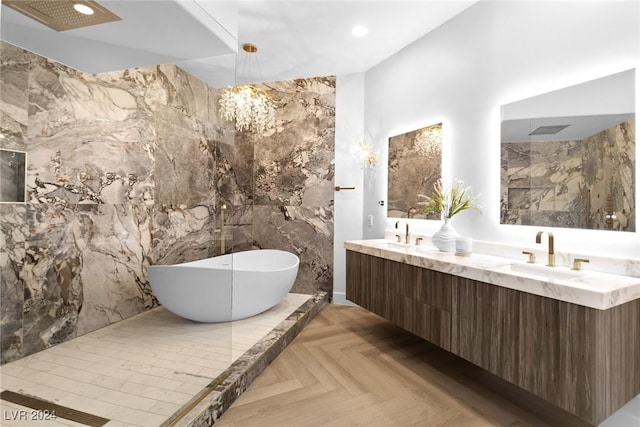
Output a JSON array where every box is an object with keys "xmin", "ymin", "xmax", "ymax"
[{"xmin": 216, "ymin": 304, "xmax": 591, "ymax": 427}]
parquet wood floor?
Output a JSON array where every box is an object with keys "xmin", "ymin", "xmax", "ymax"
[{"xmin": 216, "ymin": 304, "xmax": 592, "ymax": 427}]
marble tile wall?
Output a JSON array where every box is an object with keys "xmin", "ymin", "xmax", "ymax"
[
  {"xmin": 1, "ymin": 42, "xmax": 29, "ymax": 363},
  {"xmin": 0, "ymin": 41, "xmax": 336, "ymax": 364},
  {"xmin": 0, "ymin": 41, "xmax": 162, "ymax": 363},
  {"xmin": 0, "ymin": 42, "xmax": 28, "ymax": 152},
  {"xmin": 501, "ymin": 119, "xmax": 635, "ymax": 231},
  {"xmin": 0, "ymin": 204, "xmax": 26, "ymax": 363},
  {"xmin": 152, "ymin": 64, "xmax": 221, "ymax": 265},
  {"xmin": 241, "ymin": 77, "xmax": 336, "ymax": 294}
]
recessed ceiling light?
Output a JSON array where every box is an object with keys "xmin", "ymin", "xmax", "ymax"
[
  {"xmin": 73, "ymin": 3, "xmax": 95, "ymax": 15},
  {"xmin": 352, "ymin": 25, "xmax": 369, "ymax": 38}
]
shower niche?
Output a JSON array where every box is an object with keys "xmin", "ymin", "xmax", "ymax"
[{"xmin": 0, "ymin": 148, "xmax": 26, "ymax": 204}]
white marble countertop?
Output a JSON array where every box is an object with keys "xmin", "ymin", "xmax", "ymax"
[{"xmin": 345, "ymin": 239, "xmax": 640, "ymax": 310}]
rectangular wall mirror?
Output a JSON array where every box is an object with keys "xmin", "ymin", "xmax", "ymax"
[
  {"xmin": 388, "ymin": 123, "xmax": 442, "ymax": 219},
  {"xmin": 501, "ymin": 69, "xmax": 635, "ymax": 231},
  {"xmin": 0, "ymin": 148, "xmax": 27, "ymax": 204}
]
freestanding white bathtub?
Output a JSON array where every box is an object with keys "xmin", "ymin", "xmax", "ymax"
[{"xmin": 147, "ymin": 249, "xmax": 299, "ymax": 322}]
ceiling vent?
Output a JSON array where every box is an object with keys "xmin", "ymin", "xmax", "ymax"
[
  {"xmin": 3, "ymin": 0, "xmax": 121, "ymax": 32},
  {"xmin": 528, "ymin": 124, "xmax": 570, "ymax": 136}
]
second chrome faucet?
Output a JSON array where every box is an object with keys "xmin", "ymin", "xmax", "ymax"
[{"xmin": 535, "ymin": 231, "xmax": 555, "ymax": 267}]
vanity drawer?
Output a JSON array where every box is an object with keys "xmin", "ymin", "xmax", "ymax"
[{"xmin": 346, "ymin": 250, "xmax": 453, "ymax": 350}]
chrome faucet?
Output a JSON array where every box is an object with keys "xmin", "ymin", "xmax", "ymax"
[
  {"xmin": 395, "ymin": 220, "xmax": 410, "ymax": 244},
  {"xmin": 535, "ymin": 231, "xmax": 555, "ymax": 267}
]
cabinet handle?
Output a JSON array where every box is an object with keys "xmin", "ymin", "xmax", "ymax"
[{"xmin": 335, "ymin": 186, "xmax": 356, "ymax": 191}]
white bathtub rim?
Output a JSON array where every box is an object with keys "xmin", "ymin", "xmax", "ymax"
[{"xmin": 162, "ymin": 249, "xmax": 299, "ymax": 273}]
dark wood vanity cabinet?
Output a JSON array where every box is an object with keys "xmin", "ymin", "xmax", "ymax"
[
  {"xmin": 346, "ymin": 250, "xmax": 640, "ymax": 426},
  {"xmin": 345, "ymin": 250, "xmax": 453, "ymax": 351},
  {"xmin": 454, "ymin": 277, "xmax": 640, "ymax": 424}
]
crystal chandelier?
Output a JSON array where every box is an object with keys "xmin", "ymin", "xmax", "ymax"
[
  {"xmin": 219, "ymin": 43, "xmax": 276, "ymax": 133},
  {"xmin": 414, "ymin": 124, "xmax": 442, "ymax": 157},
  {"xmin": 219, "ymin": 85, "xmax": 275, "ymax": 132}
]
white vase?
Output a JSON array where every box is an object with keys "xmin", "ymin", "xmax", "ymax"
[{"xmin": 432, "ymin": 217, "xmax": 459, "ymax": 252}]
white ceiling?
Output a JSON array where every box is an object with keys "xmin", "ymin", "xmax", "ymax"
[{"xmin": 1, "ymin": 0, "xmax": 477, "ymax": 88}]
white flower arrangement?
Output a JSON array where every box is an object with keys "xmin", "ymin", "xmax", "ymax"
[{"xmin": 418, "ymin": 179, "xmax": 481, "ymax": 219}]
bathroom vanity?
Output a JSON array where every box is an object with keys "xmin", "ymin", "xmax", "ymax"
[{"xmin": 345, "ymin": 240, "xmax": 640, "ymax": 426}]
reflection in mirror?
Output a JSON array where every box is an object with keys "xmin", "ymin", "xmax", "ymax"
[
  {"xmin": 0, "ymin": 148, "xmax": 26, "ymax": 203},
  {"xmin": 388, "ymin": 123, "xmax": 442, "ymax": 219},
  {"xmin": 501, "ymin": 69, "xmax": 635, "ymax": 231}
]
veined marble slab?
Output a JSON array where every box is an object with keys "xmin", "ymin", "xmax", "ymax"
[
  {"xmin": 345, "ymin": 239, "xmax": 640, "ymax": 310},
  {"xmin": 0, "ymin": 42, "xmax": 29, "ymax": 152}
]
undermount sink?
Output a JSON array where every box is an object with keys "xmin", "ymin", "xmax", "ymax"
[
  {"xmin": 499, "ymin": 262, "xmax": 584, "ymax": 281},
  {"xmin": 374, "ymin": 241, "xmax": 413, "ymax": 250},
  {"xmin": 375, "ymin": 240, "xmax": 439, "ymax": 253}
]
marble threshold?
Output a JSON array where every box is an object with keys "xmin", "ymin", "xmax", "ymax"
[
  {"xmin": 0, "ymin": 292, "xmax": 328, "ymax": 427},
  {"xmin": 346, "ymin": 239, "xmax": 640, "ymax": 310}
]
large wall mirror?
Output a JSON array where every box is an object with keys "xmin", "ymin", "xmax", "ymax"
[
  {"xmin": 501, "ymin": 69, "xmax": 635, "ymax": 231},
  {"xmin": 388, "ymin": 123, "xmax": 442, "ymax": 219},
  {"xmin": 0, "ymin": 148, "xmax": 27, "ymax": 204}
]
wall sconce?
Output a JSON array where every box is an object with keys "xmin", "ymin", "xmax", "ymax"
[{"xmin": 359, "ymin": 140, "xmax": 378, "ymax": 168}]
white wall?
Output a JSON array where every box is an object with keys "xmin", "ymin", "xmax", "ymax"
[
  {"xmin": 333, "ymin": 73, "xmax": 366, "ymax": 304},
  {"xmin": 362, "ymin": 0, "xmax": 640, "ymax": 258}
]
